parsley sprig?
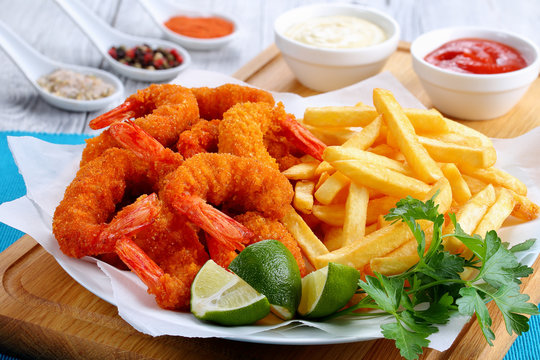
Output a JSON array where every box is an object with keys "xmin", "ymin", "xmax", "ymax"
[{"xmin": 330, "ymin": 195, "xmax": 538, "ymax": 360}]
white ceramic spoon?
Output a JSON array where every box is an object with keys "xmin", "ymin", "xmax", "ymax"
[
  {"xmin": 137, "ymin": 0, "xmax": 239, "ymax": 50},
  {"xmin": 53, "ymin": 0, "xmax": 191, "ymax": 82},
  {"xmin": 0, "ymin": 20, "xmax": 123, "ymax": 112}
]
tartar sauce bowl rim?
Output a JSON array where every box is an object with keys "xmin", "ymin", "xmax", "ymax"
[
  {"xmin": 100, "ymin": 36, "xmax": 192, "ymax": 82},
  {"xmin": 158, "ymin": 11, "xmax": 240, "ymax": 50},
  {"xmin": 34, "ymin": 63, "xmax": 125, "ymax": 112},
  {"xmin": 274, "ymin": 3, "xmax": 400, "ymax": 66},
  {"xmin": 411, "ymin": 26, "xmax": 540, "ymax": 92}
]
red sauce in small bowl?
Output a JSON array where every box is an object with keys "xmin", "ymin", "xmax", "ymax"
[{"xmin": 424, "ymin": 38, "xmax": 527, "ymax": 74}]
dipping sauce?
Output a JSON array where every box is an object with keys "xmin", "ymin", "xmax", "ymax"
[
  {"xmin": 424, "ymin": 38, "xmax": 527, "ymax": 74},
  {"xmin": 108, "ymin": 45, "xmax": 183, "ymax": 70},
  {"xmin": 164, "ymin": 16, "xmax": 234, "ymax": 39},
  {"xmin": 37, "ymin": 69, "xmax": 115, "ymax": 100},
  {"xmin": 285, "ymin": 15, "xmax": 386, "ymax": 49}
]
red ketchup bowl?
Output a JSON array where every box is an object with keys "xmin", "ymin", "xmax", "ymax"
[{"xmin": 411, "ymin": 27, "xmax": 540, "ymax": 120}]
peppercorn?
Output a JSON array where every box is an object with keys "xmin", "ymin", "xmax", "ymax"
[{"xmin": 107, "ymin": 44, "xmax": 183, "ymax": 70}]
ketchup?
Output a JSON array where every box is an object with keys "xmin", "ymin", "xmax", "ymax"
[{"xmin": 424, "ymin": 38, "xmax": 527, "ymax": 74}]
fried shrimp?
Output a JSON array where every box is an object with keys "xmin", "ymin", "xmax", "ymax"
[
  {"xmin": 119, "ymin": 206, "xmax": 209, "ymax": 311},
  {"xmin": 177, "ymin": 119, "xmax": 220, "ymax": 158},
  {"xmin": 162, "ymin": 153, "xmax": 294, "ymax": 251},
  {"xmin": 208, "ymin": 211, "xmax": 307, "ymax": 276},
  {"xmin": 52, "ymin": 148, "xmax": 160, "ymax": 258},
  {"xmin": 191, "ymin": 83, "xmax": 275, "ymax": 120},
  {"xmin": 81, "ymin": 84, "xmax": 199, "ymax": 164},
  {"xmin": 218, "ymin": 102, "xmax": 327, "ymax": 169}
]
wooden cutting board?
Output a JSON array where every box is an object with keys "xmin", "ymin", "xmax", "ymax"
[{"xmin": 1, "ymin": 42, "xmax": 539, "ymax": 360}]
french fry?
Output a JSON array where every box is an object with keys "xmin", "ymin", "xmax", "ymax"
[
  {"xmin": 282, "ymin": 162, "xmax": 319, "ymax": 180},
  {"xmin": 368, "ymin": 143, "xmax": 403, "ymax": 160},
  {"xmin": 303, "ymin": 105, "xmax": 378, "ymax": 128},
  {"xmin": 418, "ymin": 135, "xmax": 497, "ymax": 168},
  {"xmin": 329, "ymin": 159, "xmax": 431, "ymax": 199},
  {"xmin": 312, "ymin": 118, "xmax": 382, "ymax": 183},
  {"xmin": 463, "ymin": 174, "xmax": 487, "ymax": 195},
  {"xmin": 458, "ymin": 164, "xmax": 527, "ymax": 196},
  {"xmin": 370, "ymin": 255, "xmax": 419, "ymax": 276},
  {"xmin": 373, "ymin": 88, "xmax": 443, "ymax": 183},
  {"xmin": 365, "ymin": 222, "xmax": 379, "ymax": 235},
  {"xmin": 442, "ymin": 117, "xmax": 494, "ymax": 148},
  {"xmin": 426, "ymin": 177, "xmax": 453, "ymax": 214},
  {"xmin": 457, "ymin": 187, "xmax": 516, "ymax": 259},
  {"xmin": 341, "ymin": 115, "xmax": 382, "ymax": 149},
  {"xmin": 303, "ymin": 123, "xmax": 356, "ymax": 145},
  {"xmin": 281, "ymin": 206, "xmax": 329, "ymax": 265},
  {"xmin": 342, "ymin": 184, "xmax": 369, "ymax": 245},
  {"xmin": 323, "ymin": 226, "xmax": 345, "ymax": 252},
  {"xmin": 324, "ymin": 146, "xmax": 413, "ymax": 176},
  {"xmin": 314, "ymin": 171, "xmax": 351, "ymax": 205},
  {"xmin": 313, "ymin": 181, "xmax": 450, "ymax": 270},
  {"xmin": 366, "ymin": 196, "xmax": 400, "ymax": 224},
  {"xmin": 293, "ymin": 180, "xmax": 315, "ymax": 214},
  {"xmin": 304, "ymin": 104, "xmax": 448, "ymax": 133},
  {"xmin": 313, "ymin": 221, "xmax": 415, "ymax": 269},
  {"xmin": 402, "ymin": 108, "xmax": 448, "ymax": 134},
  {"xmin": 443, "ymin": 184, "xmax": 496, "ymax": 254},
  {"xmin": 473, "ymin": 188, "xmax": 515, "ymax": 237},
  {"xmin": 441, "ymin": 163, "xmax": 472, "ymax": 204},
  {"xmin": 314, "ymin": 161, "xmax": 335, "ymax": 177},
  {"xmin": 315, "ymin": 171, "xmax": 331, "ymax": 190},
  {"xmin": 370, "ymin": 226, "xmax": 434, "ymax": 275},
  {"xmin": 508, "ymin": 189, "xmax": 540, "ymax": 221},
  {"xmin": 424, "ymin": 131, "xmax": 484, "ymax": 148},
  {"xmin": 312, "ymin": 204, "xmax": 346, "ymax": 226}
]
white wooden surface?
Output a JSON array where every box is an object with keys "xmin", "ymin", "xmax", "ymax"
[{"xmin": 0, "ymin": 0, "xmax": 539, "ymax": 135}]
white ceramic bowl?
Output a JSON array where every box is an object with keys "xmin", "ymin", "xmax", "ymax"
[
  {"xmin": 138, "ymin": 0, "xmax": 239, "ymax": 51},
  {"xmin": 274, "ymin": 4, "xmax": 400, "ymax": 92},
  {"xmin": 411, "ymin": 27, "xmax": 540, "ymax": 121}
]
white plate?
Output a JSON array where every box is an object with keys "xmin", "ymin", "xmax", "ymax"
[{"xmin": 1, "ymin": 71, "xmax": 538, "ymax": 350}]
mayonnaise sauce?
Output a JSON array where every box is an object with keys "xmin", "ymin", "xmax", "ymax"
[{"xmin": 285, "ymin": 15, "xmax": 386, "ymax": 49}]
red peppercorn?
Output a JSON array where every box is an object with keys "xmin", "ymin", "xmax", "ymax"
[
  {"xmin": 108, "ymin": 47, "xmax": 117, "ymax": 59},
  {"xmin": 170, "ymin": 49, "xmax": 183, "ymax": 63},
  {"xmin": 126, "ymin": 48, "xmax": 135, "ymax": 59},
  {"xmin": 153, "ymin": 58, "xmax": 165, "ymax": 69}
]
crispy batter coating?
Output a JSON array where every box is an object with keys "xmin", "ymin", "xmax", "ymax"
[
  {"xmin": 161, "ymin": 153, "xmax": 293, "ymax": 220},
  {"xmin": 191, "ymin": 84, "xmax": 274, "ymax": 120},
  {"xmin": 82, "ymin": 84, "xmax": 199, "ymax": 165},
  {"xmin": 177, "ymin": 119, "xmax": 220, "ymax": 158},
  {"xmin": 218, "ymin": 102, "xmax": 302, "ymax": 171},
  {"xmin": 53, "ymin": 148, "xmax": 154, "ymax": 258}
]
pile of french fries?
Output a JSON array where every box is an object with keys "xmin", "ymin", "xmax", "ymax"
[{"xmin": 281, "ymin": 88, "xmax": 539, "ymax": 276}]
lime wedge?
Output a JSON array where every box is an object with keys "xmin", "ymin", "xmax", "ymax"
[
  {"xmin": 228, "ymin": 239, "xmax": 302, "ymax": 320},
  {"xmin": 298, "ymin": 262, "xmax": 359, "ymax": 319},
  {"xmin": 191, "ymin": 260, "xmax": 270, "ymax": 325}
]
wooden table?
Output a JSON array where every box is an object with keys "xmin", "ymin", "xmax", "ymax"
[{"xmin": 1, "ymin": 1, "xmax": 539, "ymax": 359}]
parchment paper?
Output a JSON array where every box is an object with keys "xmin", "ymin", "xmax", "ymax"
[{"xmin": 0, "ymin": 70, "xmax": 538, "ymax": 350}]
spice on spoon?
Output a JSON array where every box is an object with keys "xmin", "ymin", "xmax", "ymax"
[
  {"xmin": 37, "ymin": 69, "xmax": 115, "ymax": 100},
  {"xmin": 164, "ymin": 16, "xmax": 234, "ymax": 39},
  {"xmin": 108, "ymin": 44, "xmax": 183, "ymax": 70}
]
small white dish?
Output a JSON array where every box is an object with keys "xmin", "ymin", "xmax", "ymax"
[
  {"xmin": 53, "ymin": 0, "xmax": 191, "ymax": 82},
  {"xmin": 0, "ymin": 20, "xmax": 123, "ymax": 112},
  {"xmin": 274, "ymin": 4, "xmax": 400, "ymax": 92},
  {"xmin": 137, "ymin": 0, "xmax": 238, "ymax": 51},
  {"xmin": 411, "ymin": 27, "xmax": 540, "ymax": 120}
]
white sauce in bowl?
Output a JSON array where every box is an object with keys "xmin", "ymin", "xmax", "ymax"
[{"xmin": 285, "ymin": 15, "xmax": 386, "ymax": 49}]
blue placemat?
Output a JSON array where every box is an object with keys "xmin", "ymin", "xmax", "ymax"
[{"xmin": 0, "ymin": 131, "xmax": 538, "ymax": 359}]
